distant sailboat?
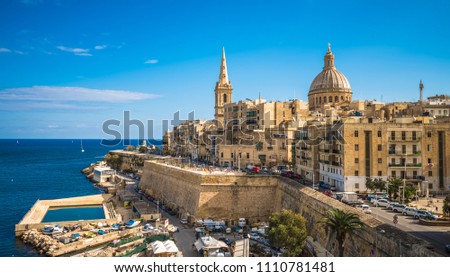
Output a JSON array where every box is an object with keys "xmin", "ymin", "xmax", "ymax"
[
  {"xmin": 81, "ymin": 139, "xmax": 85, "ymax": 152},
  {"xmin": 16, "ymin": 140, "xmax": 19, "ymax": 144}
]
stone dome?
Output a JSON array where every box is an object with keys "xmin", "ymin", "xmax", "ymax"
[
  {"xmin": 308, "ymin": 44, "xmax": 352, "ymax": 111},
  {"xmin": 309, "ymin": 68, "xmax": 351, "ymax": 93},
  {"xmin": 309, "ymin": 45, "xmax": 351, "ymax": 94}
]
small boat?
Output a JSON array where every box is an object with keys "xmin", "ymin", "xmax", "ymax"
[
  {"xmin": 111, "ymin": 223, "xmax": 121, "ymax": 230},
  {"xmin": 42, "ymin": 224, "xmax": 63, "ymax": 235},
  {"xmin": 70, "ymin": 233, "xmax": 81, "ymax": 242},
  {"xmin": 81, "ymin": 139, "xmax": 85, "ymax": 152},
  {"xmin": 97, "ymin": 229, "xmax": 106, "ymax": 235},
  {"xmin": 124, "ymin": 219, "xmax": 141, "ymax": 228}
]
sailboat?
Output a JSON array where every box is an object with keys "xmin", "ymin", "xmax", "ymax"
[{"xmin": 81, "ymin": 139, "xmax": 85, "ymax": 152}]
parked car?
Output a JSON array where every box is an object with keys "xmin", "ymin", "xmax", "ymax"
[
  {"xmin": 414, "ymin": 210, "xmax": 438, "ymax": 220},
  {"xmin": 373, "ymin": 199, "xmax": 390, "ymax": 207},
  {"xmin": 356, "ymin": 204, "xmax": 372, "ymax": 214},
  {"xmin": 402, "ymin": 207, "xmax": 417, "ymax": 216},
  {"xmin": 312, "ymin": 183, "xmax": 319, "ymax": 190},
  {"xmin": 392, "ymin": 204, "xmax": 407, "ymax": 213},
  {"xmin": 445, "ymin": 244, "xmax": 450, "ymax": 254},
  {"xmin": 386, "ymin": 202, "xmax": 399, "ymax": 210},
  {"xmin": 218, "ymin": 237, "xmax": 233, "ymax": 245},
  {"xmin": 180, "ymin": 218, "xmax": 188, "ymax": 224}
]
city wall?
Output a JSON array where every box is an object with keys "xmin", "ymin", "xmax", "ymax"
[{"xmin": 140, "ymin": 161, "xmax": 437, "ymax": 257}]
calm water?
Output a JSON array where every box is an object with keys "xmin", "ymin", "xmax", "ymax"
[
  {"xmin": 42, "ymin": 206, "xmax": 105, "ymax": 223},
  {"xmin": 0, "ymin": 139, "xmax": 161, "ymax": 257}
]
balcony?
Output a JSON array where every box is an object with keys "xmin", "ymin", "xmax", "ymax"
[
  {"xmin": 331, "ymin": 161, "xmax": 342, "ymax": 167},
  {"xmin": 332, "ymin": 149, "xmax": 341, "ymax": 154},
  {"xmin": 319, "ymin": 160, "xmax": 330, "ymax": 164},
  {"xmin": 388, "ymin": 136, "xmax": 421, "ymax": 142},
  {"xmin": 388, "ymin": 163, "xmax": 422, "ymax": 167},
  {"xmin": 387, "ymin": 151, "xmax": 422, "ymax": 156},
  {"xmin": 300, "ymin": 156, "xmax": 311, "ymax": 160}
]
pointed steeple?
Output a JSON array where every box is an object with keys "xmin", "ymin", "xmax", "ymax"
[
  {"xmin": 323, "ymin": 43, "xmax": 335, "ymax": 70},
  {"xmin": 218, "ymin": 47, "xmax": 230, "ymax": 86}
]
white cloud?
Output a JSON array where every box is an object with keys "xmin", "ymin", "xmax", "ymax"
[
  {"xmin": 144, "ymin": 59, "xmax": 159, "ymax": 64},
  {"xmin": 0, "ymin": 86, "xmax": 160, "ymax": 103},
  {"xmin": 0, "ymin": 48, "xmax": 12, "ymax": 53},
  {"xmin": 94, "ymin": 45, "xmax": 107, "ymax": 50},
  {"xmin": 56, "ymin": 46, "xmax": 91, "ymax": 56}
]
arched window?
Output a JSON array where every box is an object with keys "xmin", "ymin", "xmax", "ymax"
[
  {"xmin": 319, "ymin": 97, "xmax": 322, "ymax": 104},
  {"xmin": 324, "ymin": 96, "xmax": 327, "ymax": 103},
  {"xmin": 315, "ymin": 97, "xmax": 318, "ymax": 104},
  {"xmin": 223, "ymin": 94, "xmax": 227, "ymax": 103},
  {"xmin": 335, "ymin": 96, "xmax": 339, "ymax": 102},
  {"xmin": 329, "ymin": 96, "xmax": 333, "ymax": 103}
]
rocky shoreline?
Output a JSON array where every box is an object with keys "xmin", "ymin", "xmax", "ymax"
[{"xmin": 21, "ymin": 229, "xmax": 63, "ymax": 256}]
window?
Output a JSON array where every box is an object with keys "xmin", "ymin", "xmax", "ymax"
[
  {"xmin": 335, "ymin": 96, "xmax": 339, "ymax": 102},
  {"xmin": 428, "ymin": 171, "xmax": 433, "ymax": 177},
  {"xmin": 412, "ymin": 145, "xmax": 417, "ymax": 153},
  {"xmin": 231, "ymin": 153, "xmax": 234, "ymax": 158},
  {"xmin": 378, "ymin": 158, "xmax": 382, "ymax": 164},
  {"xmin": 223, "ymin": 94, "xmax": 227, "ymax": 103},
  {"xmin": 392, "ymin": 171, "xmax": 396, "ymax": 177},
  {"xmin": 427, "ymin": 131, "xmax": 432, "ymax": 138},
  {"xmin": 428, "ymin": 183, "xmax": 433, "ymax": 189},
  {"xmin": 391, "ymin": 131, "xmax": 395, "ymax": 140},
  {"xmin": 354, "ymin": 131, "xmax": 359, "ymax": 137},
  {"xmin": 355, "ymin": 183, "xmax": 360, "ymax": 189},
  {"xmin": 402, "ymin": 145, "xmax": 406, "ymax": 154},
  {"xmin": 355, "ymin": 158, "xmax": 359, "ymax": 163},
  {"xmin": 329, "ymin": 96, "xmax": 333, "ymax": 103},
  {"xmin": 428, "ymin": 158, "xmax": 432, "ymax": 164},
  {"xmin": 402, "ymin": 131, "xmax": 406, "ymax": 140},
  {"xmin": 378, "ymin": 171, "xmax": 382, "ymax": 176},
  {"xmin": 355, "ymin": 171, "xmax": 359, "ymax": 176},
  {"xmin": 427, "ymin": 144, "xmax": 432, "ymax": 151},
  {"xmin": 391, "ymin": 158, "xmax": 395, "ymax": 164},
  {"xmin": 413, "ymin": 170, "xmax": 417, "ymax": 178},
  {"xmin": 412, "ymin": 131, "xmax": 417, "ymax": 140},
  {"xmin": 377, "ymin": 131, "xmax": 382, "ymax": 137},
  {"xmin": 413, "ymin": 158, "xmax": 417, "ymax": 164},
  {"xmin": 246, "ymin": 153, "xmax": 250, "ymax": 159},
  {"xmin": 355, "ymin": 144, "xmax": 359, "ymax": 151},
  {"xmin": 378, "ymin": 144, "xmax": 382, "ymax": 151},
  {"xmin": 221, "ymin": 152, "xmax": 223, "ymax": 158},
  {"xmin": 239, "ymin": 153, "xmax": 242, "ymax": 159}
]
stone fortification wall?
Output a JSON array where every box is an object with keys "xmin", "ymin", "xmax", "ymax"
[
  {"xmin": 139, "ymin": 161, "xmax": 437, "ymax": 257},
  {"xmin": 276, "ymin": 179, "xmax": 437, "ymax": 257}
]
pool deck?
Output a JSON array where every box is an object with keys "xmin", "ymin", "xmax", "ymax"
[{"xmin": 16, "ymin": 194, "xmax": 118, "ymax": 236}]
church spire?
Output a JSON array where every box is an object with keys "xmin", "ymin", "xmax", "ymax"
[
  {"xmin": 218, "ymin": 47, "xmax": 230, "ymax": 86},
  {"xmin": 323, "ymin": 43, "xmax": 335, "ymax": 70}
]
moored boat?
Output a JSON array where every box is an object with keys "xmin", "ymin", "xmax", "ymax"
[{"xmin": 124, "ymin": 219, "xmax": 141, "ymax": 228}]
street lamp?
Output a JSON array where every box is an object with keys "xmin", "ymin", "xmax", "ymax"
[{"xmin": 402, "ymin": 153, "xmax": 407, "ymax": 204}]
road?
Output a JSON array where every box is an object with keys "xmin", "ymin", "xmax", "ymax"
[{"xmin": 369, "ymin": 205, "xmax": 450, "ymax": 256}]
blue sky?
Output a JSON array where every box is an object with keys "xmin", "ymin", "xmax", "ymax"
[{"xmin": 0, "ymin": 0, "xmax": 449, "ymax": 139}]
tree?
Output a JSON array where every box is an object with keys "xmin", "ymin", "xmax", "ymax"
[
  {"xmin": 443, "ymin": 195, "xmax": 450, "ymax": 218},
  {"xmin": 268, "ymin": 209, "xmax": 308, "ymax": 257},
  {"xmin": 138, "ymin": 146, "xmax": 148, "ymax": 153},
  {"xmin": 365, "ymin": 177, "xmax": 386, "ymax": 193},
  {"xmin": 403, "ymin": 183, "xmax": 417, "ymax": 203},
  {"xmin": 125, "ymin": 145, "xmax": 135, "ymax": 151},
  {"xmin": 104, "ymin": 153, "xmax": 121, "ymax": 169},
  {"xmin": 322, "ymin": 208, "xmax": 363, "ymax": 257},
  {"xmin": 387, "ymin": 178, "xmax": 402, "ymax": 200}
]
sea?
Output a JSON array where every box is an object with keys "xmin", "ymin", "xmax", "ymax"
[{"xmin": 0, "ymin": 139, "xmax": 161, "ymax": 257}]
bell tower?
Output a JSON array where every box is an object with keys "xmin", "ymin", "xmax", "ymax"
[{"xmin": 214, "ymin": 47, "xmax": 233, "ymax": 123}]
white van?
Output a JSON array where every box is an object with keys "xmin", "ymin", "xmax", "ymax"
[{"xmin": 238, "ymin": 218, "xmax": 246, "ymax": 227}]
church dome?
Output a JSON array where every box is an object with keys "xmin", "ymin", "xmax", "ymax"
[
  {"xmin": 309, "ymin": 68, "xmax": 351, "ymax": 93},
  {"xmin": 308, "ymin": 44, "xmax": 352, "ymax": 95}
]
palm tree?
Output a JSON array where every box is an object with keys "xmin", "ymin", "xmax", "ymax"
[{"xmin": 322, "ymin": 208, "xmax": 363, "ymax": 257}]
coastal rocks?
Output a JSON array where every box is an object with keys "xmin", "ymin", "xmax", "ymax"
[{"xmin": 21, "ymin": 229, "xmax": 63, "ymax": 256}]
